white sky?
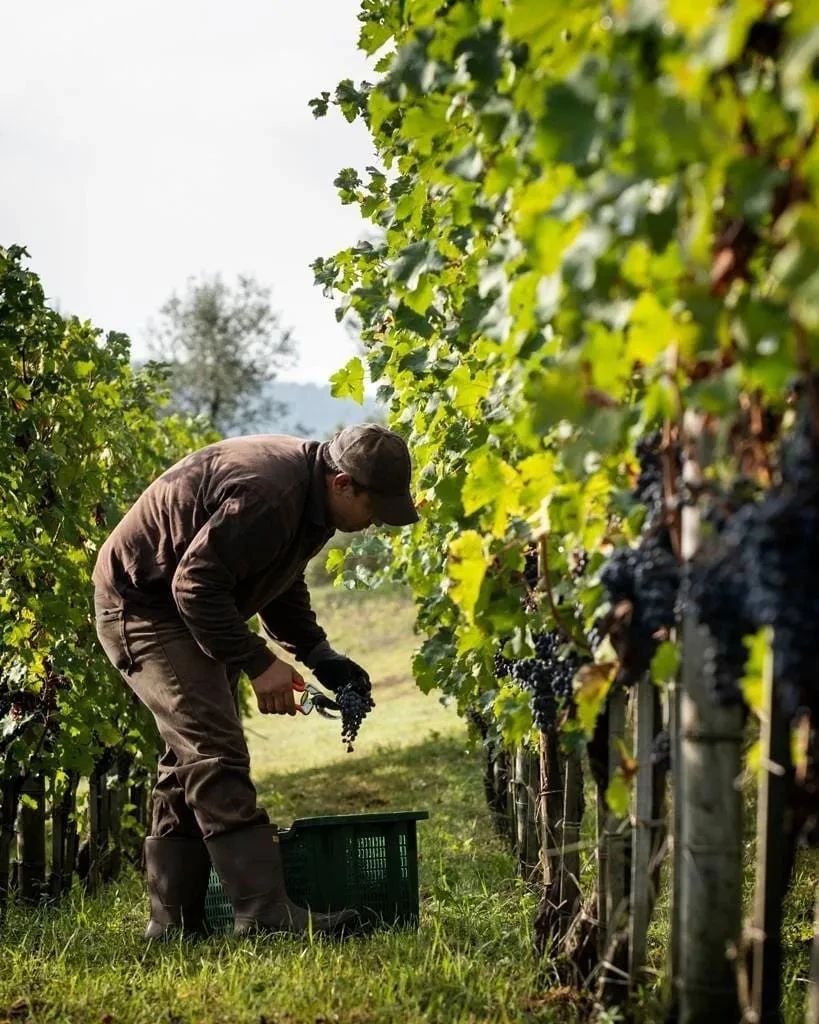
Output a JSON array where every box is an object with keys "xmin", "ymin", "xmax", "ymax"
[{"xmin": 0, "ymin": 1, "xmax": 376, "ymax": 383}]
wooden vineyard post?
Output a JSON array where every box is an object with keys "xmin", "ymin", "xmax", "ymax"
[
  {"xmin": 605, "ymin": 688, "xmax": 629, "ymax": 935},
  {"xmin": 668, "ymin": 664, "xmax": 683, "ymax": 1011},
  {"xmin": 87, "ymin": 762, "xmax": 110, "ymax": 892},
  {"xmin": 807, "ymin": 886, "xmax": 819, "ymax": 1024},
  {"xmin": 50, "ymin": 771, "xmax": 79, "ymax": 898},
  {"xmin": 597, "ymin": 686, "xmax": 630, "ymax": 1002},
  {"xmin": 677, "ymin": 605, "xmax": 744, "ymax": 1023},
  {"xmin": 561, "ymin": 747, "xmax": 584, "ymax": 935},
  {"xmin": 130, "ymin": 774, "xmax": 150, "ymax": 834},
  {"xmin": 17, "ymin": 774, "xmax": 46, "ymax": 904},
  {"xmin": 533, "ymin": 535, "xmax": 585, "ymax": 961},
  {"xmin": 629, "ymin": 675, "xmax": 657, "ymax": 986},
  {"xmin": 750, "ymin": 644, "xmax": 791, "ymax": 1024},
  {"xmin": 0, "ymin": 778, "xmax": 22, "ymax": 916},
  {"xmin": 491, "ymin": 745, "xmax": 513, "ymax": 845},
  {"xmin": 539, "ymin": 729, "xmax": 564, "ymax": 889},
  {"xmin": 513, "ymin": 745, "xmax": 540, "ymax": 882},
  {"xmin": 102, "ymin": 754, "xmax": 134, "ymax": 882},
  {"xmin": 674, "ymin": 409, "xmax": 743, "ymax": 1022},
  {"xmin": 534, "ymin": 732, "xmax": 583, "ymax": 959},
  {"xmin": 596, "ymin": 792, "xmax": 608, "ymax": 943}
]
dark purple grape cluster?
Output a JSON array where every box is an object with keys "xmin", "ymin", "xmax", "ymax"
[
  {"xmin": 336, "ymin": 683, "xmax": 375, "ymax": 753},
  {"xmin": 493, "ymin": 651, "xmax": 512, "ymax": 679},
  {"xmin": 633, "ymin": 431, "xmax": 665, "ymax": 513},
  {"xmin": 632, "ymin": 432, "xmax": 681, "ymax": 522},
  {"xmin": 495, "ymin": 631, "xmax": 582, "ymax": 732},
  {"xmin": 533, "ymin": 632, "xmax": 579, "ymax": 702},
  {"xmin": 464, "ymin": 705, "xmax": 489, "ymax": 738},
  {"xmin": 523, "ymin": 548, "xmax": 539, "ymax": 590},
  {"xmin": 742, "ymin": 424, "xmax": 819, "ymax": 715},
  {"xmin": 510, "ymin": 657, "xmax": 557, "ymax": 732},
  {"xmin": 600, "ymin": 532, "xmax": 680, "ymax": 684},
  {"xmin": 690, "ymin": 405, "xmax": 819, "ymax": 715},
  {"xmin": 600, "ymin": 546, "xmax": 639, "ymax": 604},
  {"xmin": 688, "ymin": 526, "xmax": 754, "ymax": 706}
]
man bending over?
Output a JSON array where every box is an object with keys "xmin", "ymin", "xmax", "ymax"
[{"xmin": 92, "ymin": 423, "xmax": 417, "ymax": 939}]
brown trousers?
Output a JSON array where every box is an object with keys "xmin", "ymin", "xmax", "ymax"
[{"xmin": 93, "ymin": 591, "xmax": 269, "ymax": 840}]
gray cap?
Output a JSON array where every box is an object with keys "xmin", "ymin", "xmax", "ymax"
[{"xmin": 327, "ymin": 423, "xmax": 419, "ymax": 526}]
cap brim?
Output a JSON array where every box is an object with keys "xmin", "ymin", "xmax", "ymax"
[{"xmin": 371, "ymin": 491, "xmax": 419, "ymax": 527}]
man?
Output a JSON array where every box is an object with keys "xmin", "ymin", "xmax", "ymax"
[{"xmin": 92, "ymin": 423, "xmax": 418, "ymax": 940}]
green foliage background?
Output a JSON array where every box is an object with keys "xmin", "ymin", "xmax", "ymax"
[
  {"xmin": 316, "ymin": 0, "xmax": 819, "ymax": 744},
  {"xmin": 0, "ymin": 245, "xmax": 217, "ymax": 788}
]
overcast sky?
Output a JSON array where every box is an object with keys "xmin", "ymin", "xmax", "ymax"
[{"xmin": 0, "ymin": 1, "xmax": 376, "ymax": 383}]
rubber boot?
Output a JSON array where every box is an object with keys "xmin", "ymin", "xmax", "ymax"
[
  {"xmin": 206, "ymin": 824, "xmax": 358, "ymax": 937},
  {"xmin": 143, "ymin": 835, "xmax": 213, "ymax": 940}
]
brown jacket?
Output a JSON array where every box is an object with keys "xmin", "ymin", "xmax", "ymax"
[{"xmin": 92, "ymin": 435, "xmax": 335, "ymax": 679}]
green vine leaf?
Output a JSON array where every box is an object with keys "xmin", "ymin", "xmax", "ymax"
[
  {"xmin": 329, "ymin": 357, "xmax": 365, "ymax": 403},
  {"xmin": 446, "ymin": 531, "xmax": 487, "ymax": 624}
]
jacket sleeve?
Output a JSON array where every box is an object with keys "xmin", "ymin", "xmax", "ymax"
[
  {"xmin": 171, "ymin": 494, "xmax": 281, "ymax": 679},
  {"xmin": 258, "ymin": 573, "xmax": 335, "ymax": 668}
]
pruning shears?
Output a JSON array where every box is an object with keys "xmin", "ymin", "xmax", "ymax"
[{"xmin": 293, "ymin": 680, "xmax": 341, "ymax": 719}]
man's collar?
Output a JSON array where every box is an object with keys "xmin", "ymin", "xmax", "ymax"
[{"xmin": 306, "ymin": 441, "xmax": 331, "ymax": 529}]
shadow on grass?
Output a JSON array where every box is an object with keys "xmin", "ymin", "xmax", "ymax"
[{"xmin": 254, "ymin": 731, "xmax": 477, "ymax": 827}]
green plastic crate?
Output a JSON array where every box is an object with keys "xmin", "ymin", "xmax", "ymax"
[{"xmin": 204, "ymin": 810, "xmax": 429, "ymax": 933}]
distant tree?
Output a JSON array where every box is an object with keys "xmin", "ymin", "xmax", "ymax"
[{"xmin": 147, "ymin": 274, "xmax": 295, "ymax": 435}]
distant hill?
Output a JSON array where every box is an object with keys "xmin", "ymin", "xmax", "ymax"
[{"xmin": 257, "ymin": 380, "xmax": 383, "ymax": 440}]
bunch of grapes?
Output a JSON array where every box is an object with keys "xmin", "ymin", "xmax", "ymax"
[
  {"xmin": 632, "ymin": 432, "xmax": 681, "ymax": 521},
  {"xmin": 689, "ymin": 404, "xmax": 819, "ymax": 715},
  {"xmin": 464, "ymin": 705, "xmax": 489, "ymax": 738},
  {"xmin": 0, "ymin": 690, "xmax": 38, "ymax": 721},
  {"xmin": 688, "ymin": 523, "xmax": 754, "ymax": 706},
  {"xmin": 534, "ymin": 632, "xmax": 580, "ymax": 703},
  {"xmin": 742, "ymin": 413, "xmax": 819, "ymax": 715},
  {"xmin": 510, "ymin": 656, "xmax": 557, "ymax": 732},
  {"xmin": 336, "ymin": 683, "xmax": 375, "ymax": 753},
  {"xmin": 493, "ymin": 650, "xmax": 512, "ymax": 679},
  {"xmin": 633, "ymin": 431, "xmax": 665, "ymax": 514},
  {"xmin": 494, "ymin": 630, "xmax": 582, "ymax": 733},
  {"xmin": 600, "ymin": 531, "xmax": 680, "ymax": 684}
]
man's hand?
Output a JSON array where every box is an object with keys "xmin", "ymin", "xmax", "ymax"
[
  {"xmin": 313, "ymin": 655, "xmax": 371, "ymax": 696},
  {"xmin": 250, "ymin": 659, "xmax": 304, "ymax": 715}
]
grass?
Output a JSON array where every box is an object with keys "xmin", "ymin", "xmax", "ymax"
[
  {"xmin": 0, "ymin": 735, "xmax": 570, "ymax": 1024},
  {"xmin": 0, "ymin": 585, "xmax": 814, "ymax": 1022}
]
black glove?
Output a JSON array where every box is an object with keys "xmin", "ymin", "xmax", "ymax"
[{"xmin": 313, "ymin": 655, "xmax": 371, "ymax": 696}]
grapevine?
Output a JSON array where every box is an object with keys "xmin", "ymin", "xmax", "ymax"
[
  {"xmin": 313, "ymin": 2, "xmax": 818, "ymax": 748},
  {"xmin": 0, "ymin": 245, "xmax": 215, "ymax": 783}
]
